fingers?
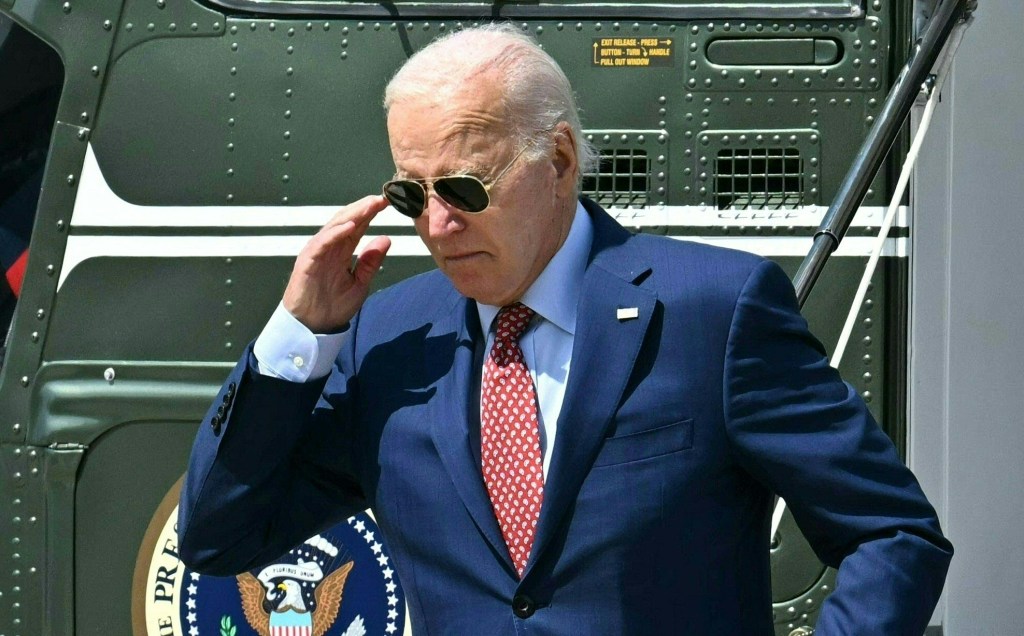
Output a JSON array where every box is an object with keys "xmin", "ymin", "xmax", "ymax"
[
  {"xmin": 324, "ymin": 194, "xmax": 389, "ymax": 232},
  {"xmin": 307, "ymin": 195, "xmax": 388, "ymax": 258}
]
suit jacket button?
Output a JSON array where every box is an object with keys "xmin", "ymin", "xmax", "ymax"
[
  {"xmin": 217, "ymin": 404, "xmax": 226, "ymax": 418},
  {"xmin": 512, "ymin": 594, "xmax": 535, "ymax": 619},
  {"xmin": 210, "ymin": 414, "xmax": 221, "ymax": 429}
]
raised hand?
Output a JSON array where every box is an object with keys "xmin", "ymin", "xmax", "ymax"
[{"xmin": 282, "ymin": 195, "xmax": 392, "ymax": 333}]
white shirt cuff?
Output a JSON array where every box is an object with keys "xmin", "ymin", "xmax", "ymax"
[{"xmin": 253, "ymin": 302, "xmax": 348, "ymax": 382}]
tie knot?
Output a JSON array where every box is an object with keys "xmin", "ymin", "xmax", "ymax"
[{"xmin": 494, "ymin": 302, "xmax": 534, "ymax": 344}]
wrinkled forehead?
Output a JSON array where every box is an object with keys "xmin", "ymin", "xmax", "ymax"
[{"xmin": 386, "ymin": 73, "xmax": 515, "ymax": 167}]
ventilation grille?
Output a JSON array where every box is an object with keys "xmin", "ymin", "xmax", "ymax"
[
  {"xmin": 715, "ymin": 148, "xmax": 804, "ymax": 210},
  {"xmin": 581, "ymin": 149, "xmax": 649, "ymax": 208}
]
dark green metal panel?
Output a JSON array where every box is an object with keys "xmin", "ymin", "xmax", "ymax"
[
  {"xmin": 74, "ymin": 421, "xmax": 198, "ymax": 636},
  {"xmin": 44, "ymin": 256, "xmax": 291, "ymax": 362}
]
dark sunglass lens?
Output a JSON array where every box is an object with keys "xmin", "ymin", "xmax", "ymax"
[
  {"xmin": 435, "ymin": 176, "xmax": 489, "ymax": 213},
  {"xmin": 383, "ymin": 181, "xmax": 426, "ymax": 218}
]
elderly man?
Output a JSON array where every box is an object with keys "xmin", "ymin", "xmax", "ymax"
[{"xmin": 179, "ymin": 24, "xmax": 952, "ymax": 634}]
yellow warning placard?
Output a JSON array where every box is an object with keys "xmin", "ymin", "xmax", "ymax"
[{"xmin": 592, "ymin": 37, "xmax": 674, "ymax": 67}]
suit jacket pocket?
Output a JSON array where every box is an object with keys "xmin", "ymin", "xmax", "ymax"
[{"xmin": 592, "ymin": 418, "xmax": 694, "ymax": 468}]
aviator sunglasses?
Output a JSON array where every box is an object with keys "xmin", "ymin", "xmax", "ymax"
[{"xmin": 382, "ymin": 142, "xmax": 533, "ymax": 219}]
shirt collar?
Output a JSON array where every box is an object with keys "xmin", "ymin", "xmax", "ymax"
[{"xmin": 476, "ymin": 201, "xmax": 593, "ymax": 336}]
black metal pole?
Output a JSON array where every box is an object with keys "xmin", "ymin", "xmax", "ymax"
[{"xmin": 792, "ymin": 0, "xmax": 975, "ymax": 307}]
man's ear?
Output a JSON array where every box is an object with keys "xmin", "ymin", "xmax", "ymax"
[{"xmin": 551, "ymin": 122, "xmax": 579, "ymax": 199}]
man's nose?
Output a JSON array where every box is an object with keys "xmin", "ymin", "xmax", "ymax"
[{"xmin": 424, "ymin": 193, "xmax": 466, "ymax": 237}]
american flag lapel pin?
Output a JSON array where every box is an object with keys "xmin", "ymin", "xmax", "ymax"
[{"xmin": 616, "ymin": 307, "xmax": 640, "ymax": 321}]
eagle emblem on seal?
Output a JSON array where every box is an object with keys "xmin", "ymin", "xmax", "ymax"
[{"xmin": 235, "ymin": 534, "xmax": 365, "ymax": 636}]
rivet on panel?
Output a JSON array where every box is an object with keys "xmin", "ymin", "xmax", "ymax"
[
  {"xmin": 66, "ymin": 174, "xmax": 75, "ymax": 186},
  {"xmin": 269, "ymin": 21, "xmax": 276, "ymax": 31},
  {"xmin": 282, "ymin": 152, "xmax": 290, "ymax": 160},
  {"xmin": 30, "ymin": 332, "xmax": 39, "ymax": 343},
  {"xmin": 358, "ymin": 22, "xmax": 365, "ymax": 30},
  {"xmin": 341, "ymin": 51, "xmax": 348, "ymax": 60},
  {"xmin": 62, "ymin": 2, "xmax": 71, "ymax": 13},
  {"xmin": 594, "ymin": 22, "xmax": 602, "ymax": 31},
  {"xmin": 168, "ymin": 22, "xmax": 177, "ymax": 31},
  {"xmin": 231, "ymin": 42, "xmax": 238, "ymax": 51},
  {"xmin": 225, "ymin": 342, "xmax": 234, "ymax": 349},
  {"xmin": 230, "ymin": 66, "xmax": 237, "ymax": 75},
  {"xmin": 12, "ymin": 423, "xmax": 21, "ymax": 433},
  {"xmin": 282, "ymin": 175, "xmax": 290, "ymax": 183},
  {"xmin": 147, "ymin": 23, "xmax": 155, "ymax": 32},
  {"xmin": 91, "ymin": 66, "xmax": 100, "ymax": 77},
  {"xmin": 283, "ymin": 131, "xmax": 291, "ymax": 139},
  {"xmin": 285, "ymin": 89, "xmax": 293, "ymax": 97},
  {"xmin": 80, "ymin": 112, "xmax": 89, "ymax": 123},
  {"xmin": 324, "ymin": 23, "xmax": 331, "ymax": 31},
  {"xmin": 228, "ymin": 92, "xmax": 236, "ymax": 101},
  {"xmin": 103, "ymin": 19, "xmax": 112, "ymax": 30},
  {"xmin": 288, "ymin": 27, "xmax": 295, "ymax": 36},
  {"xmin": 226, "ymin": 194, "xmax": 234, "ymax": 202},
  {"xmin": 287, "ymin": 45, "xmax": 294, "ymax": 54},
  {"xmin": 36, "ymin": 308, "xmax": 45, "ymax": 320},
  {"xmin": 226, "ymin": 169, "xmax": 234, "ymax": 177},
  {"xmin": 286, "ymin": 67, "xmax": 293, "ymax": 75},
  {"xmin": 282, "ymin": 196, "xmax": 289, "ymax": 203}
]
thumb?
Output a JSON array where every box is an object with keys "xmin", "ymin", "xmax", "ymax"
[{"xmin": 351, "ymin": 235, "xmax": 392, "ymax": 287}]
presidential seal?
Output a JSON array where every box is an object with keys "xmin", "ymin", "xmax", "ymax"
[{"xmin": 133, "ymin": 477, "xmax": 406, "ymax": 636}]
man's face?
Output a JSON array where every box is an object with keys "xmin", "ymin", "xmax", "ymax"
[{"xmin": 386, "ymin": 72, "xmax": 578, "ymax": 307}]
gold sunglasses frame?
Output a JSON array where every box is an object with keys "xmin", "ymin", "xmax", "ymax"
[{"xmin": 382, "ymin": 142, "xmax": 534, "ymax": 218}]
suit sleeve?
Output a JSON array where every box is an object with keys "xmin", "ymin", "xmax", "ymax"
[
  {"xmin": 177, "ymin": 334, "xmax": 368, "ymax": 576},
  {"xmin": 722, "ymin": 259, "xmax": 953, "ymax": 635}
]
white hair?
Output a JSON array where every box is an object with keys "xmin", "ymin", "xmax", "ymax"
[{"xmin": 383, "ymin": 23, "xmax": 598, "ymax": 187}]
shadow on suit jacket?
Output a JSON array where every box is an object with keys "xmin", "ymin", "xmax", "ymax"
[{"xmin": 179, "ymin": 199, "xmax": 952, "ymax": 635}]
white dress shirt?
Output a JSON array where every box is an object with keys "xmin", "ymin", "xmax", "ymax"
[{"xmin": 254, "ymin": 201, "xmax": 593, "ymax": 478}]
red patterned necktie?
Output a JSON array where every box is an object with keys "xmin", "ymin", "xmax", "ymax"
[{"xmin": 481, "ymin": 302, "xmax": 544, "ymax": 577}]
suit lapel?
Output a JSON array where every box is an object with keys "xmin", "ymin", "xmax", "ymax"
[
  {"xmin": 428, "ymin": 294, "xmax": 517, "ymax": 573},
  {"xmin": 525, "ymin": 203, "xmax": 657, "ymax": 578}
]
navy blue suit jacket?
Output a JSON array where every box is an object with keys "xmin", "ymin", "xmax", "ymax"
[{"xmin": 179, "ymin": 200, "xmax": 952, "ymax": 634}]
